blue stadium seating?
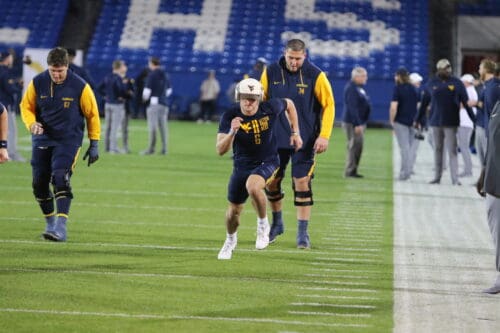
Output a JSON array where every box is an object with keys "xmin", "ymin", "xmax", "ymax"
[{"xmin": 0, "ymin": 0, "xmax": 434, "ymax": 121}]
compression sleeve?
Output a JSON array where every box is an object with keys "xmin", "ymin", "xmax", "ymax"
[
  {"xmin": 80, "ymin": 84, "xmax": 101, "ymax": 140},
  {"xmin": 314, "ymin": 72, "xmax": 335, "ymax": 139},
  {"xmin": 20, "ymin": 80, "xmax": 38, "ymax": 131}
]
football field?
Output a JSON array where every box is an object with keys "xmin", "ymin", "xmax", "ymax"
[{"xmin": 0, "ymin": 119, "xmax": 394, "ymax": 332}]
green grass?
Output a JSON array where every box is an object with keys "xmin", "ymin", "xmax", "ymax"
[{"xmin": 0, "ymin": 118, "xmax": 394, "ymax": 332}]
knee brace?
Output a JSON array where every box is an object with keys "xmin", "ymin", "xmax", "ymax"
[
  {"xmin": 51, "ymin": 169, "xmax": 73, "ymax": 199},
  {"xmin": 32, "ymin": 175, "xmax": 52, "ymax": 202},
  {"xmin": 265, "ymin": 179, "xmax": 284, "ymax": 202},
  {"xmin": 293, "ymin": 180, "xmax": 314, "ymax": 206}
]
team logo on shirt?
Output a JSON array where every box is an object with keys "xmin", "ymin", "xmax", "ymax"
[
  {"xmin": 297, "ymin": 83, "xmax": 308, "ymax": 95},
  {"xmin": 239, "ymin": 116, "xmax": 270, "ymax": 144},
  {"xmin": 62, "ymin": 97, "xmax": 74, "ymax": 109},
  {"xmin": 448, "ymin": 85, "xmax": 455, "ymax": 91}
]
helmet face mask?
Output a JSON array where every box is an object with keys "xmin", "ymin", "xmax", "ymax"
[{"xmin": 235, "ymin": 78, "xmax": 263, "ymax": 101}]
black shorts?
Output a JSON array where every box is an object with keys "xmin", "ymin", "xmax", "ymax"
[{"xmin": 276, "ymin": 148, "xmax": 316, "ymax": 179}]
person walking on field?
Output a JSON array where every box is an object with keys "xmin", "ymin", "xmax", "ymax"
[
  {"xmin": 216, "ymin": 78, "xmax": 302, "ymax": 260},
  {"xmin": 260, "ymin": 38, "xmax": 335, "ymax": 249},
  {"xmin": 20, "ymin": 47, "xmax": 100, "ymax": 242}
]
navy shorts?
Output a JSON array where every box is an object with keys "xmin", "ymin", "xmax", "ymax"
[
  {"xmin": 276, "ymin": 148, "xmax": 316, "ymax": 179},
  {"xmin": 227, "ymin": 159, "xmax": 280, "ymax": 204},
  {"xmin": 31, "ymin": 144, "xmax": 81, "ymax": 181}
]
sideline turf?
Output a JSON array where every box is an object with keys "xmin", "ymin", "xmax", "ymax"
[{"xmin": 0, "ymin": 119, "xmax": 393, "ymax": 332}]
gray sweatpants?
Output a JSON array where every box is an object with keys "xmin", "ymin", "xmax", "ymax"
[
  {"xmin": 393, "ymin": 122, "xmax": 417, "ymax": 179},
  {"xmin": 486, "ymin": 194, "xmax": 500, "ymax": 272},
  {"xmin": 146, "ymin": 104, "xmax": 168, "ymax": 153},
  {"xmin": 104, "ymin": 103, "xmax": 125, "ymax": 153},
  {"xmin": 457, "ymin": 126, "xmax": 473, "ymax": 175},
  {"xmin": 343, "ymin": 122, "xmax": 364, "ymax": 176},
  {"xmin": 475, "ymin": 126, "xmax": 487, "ymax": 167},
  {"xmin": 431, "ymin": 126, "xmax": 458, "ymax": 184}
]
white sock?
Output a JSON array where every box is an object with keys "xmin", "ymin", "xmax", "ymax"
[
  {"xmin": 227, "ymin": 232, "xmax": 237, "ymax": 242},
  {"xmin": 257, "ymin": 217, "xmax": 269, "ymax": 225}
]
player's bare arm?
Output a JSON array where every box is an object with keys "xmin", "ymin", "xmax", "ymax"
[{"xmin": 216, "ymin": 116, "xmax": 242, "ymax": 156}]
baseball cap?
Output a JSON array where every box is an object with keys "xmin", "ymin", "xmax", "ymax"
[
  {"xmin": 409, "ymin": 73, "xmax": 423, "ymax": 83},
  {"xmin": 436, "ymin": 58, "xmax": 451, "ymax": 70},
  {"xmin": 256, "ymin": 57, "xmax": 268, "ymax": 64},
  {"xmin": 460, "ymin": 74, "xmax": 474, "ymax": 84}
]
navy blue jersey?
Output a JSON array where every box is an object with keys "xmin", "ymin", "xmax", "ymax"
[
  {"xmin": 392, "ymin": 82, "xmax": 419, "ymax": 126},
  {"xmin": 69, "ymin": 63, "xmax": 96, "ymax": 90},
  {"xmin": 0, "ymin": 64, "xmax": 21, "ymax": 107},
  {"xmin": 417, "ymin": 76, "xmax": 469, "ymax": 127},
  {"xmin": 263, "ymin": 57, "xmax": 335, "ymax": 149},
  {"xmin": 99, "ymin": 73, "xmax": 129, "ymax": 104},
  {"xmin": 343, "ymin": 81, "xmax": 371, "ymax": 126},
  {"xmin": 481, "ymin": 77, "xmax": 500, "ymax": 132},
  {"xmin": 218, "ymin": 98, "xmax": 286, "ymax": 167},
  {"xmin": 145, "ymin": 68, "xmax": 169, "ymax": 106}
]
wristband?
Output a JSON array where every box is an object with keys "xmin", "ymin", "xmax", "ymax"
[
  {"xmin": 0, "ymin": 140, "xmax": 7, "ymax": 148},
  {"xmin": 228, "ymin": 129, "xmax": 235, "ymax": 136},
  {"xmin": 291, "ymin": 131, "xmax": 299, "ymax": 136}
]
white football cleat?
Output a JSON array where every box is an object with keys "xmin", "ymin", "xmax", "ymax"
[
  {"xmin": 217, "ymin": 238, "xmax": 237, "ymax": 260},
  {"xmin": 255, "ymin": 222, "xmax": 270, "ymax": 250}
]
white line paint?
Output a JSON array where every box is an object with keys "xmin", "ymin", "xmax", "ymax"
[
  {"xmin": 0, "ymin": 239, "xmax": 335, "ymax": 256},
  {"xmin": 314, "ymin": 257, "xmax": 382, "ymax": 263},
  {"xmin": 170, "ymin": 315, "xmax": 367, "ymax": 328},
  {"xmin": 288, "ymin": 311, "xmax": 371, "ymax": 320},
  {"xmin": 304, "ymin": 273, "xmax": 372, "ymax": 280},
  {"xmin": 321, "ymin": 247, "xmax": 382, "ymax": 253},
  {"xmin": 296, "ymin": 294, "xmax": 379, "ymax": 301},
  {"xmin": 0, "ymin": 308, "xmax": 165, "ymax": 319},
  {"xmin": 299, "ymin": 286, "xmax": 378, "ymax": 293},
  {"xmin": 291, "ymin": 302, "xmax": 376, "ymax": 309},
  {"xmin": 323, "ymin": 237, "xmax": 383, "ymax": 244},
  {"xmin": 309, "ymin": 268, "xmax": 380, "ymax": 274}
]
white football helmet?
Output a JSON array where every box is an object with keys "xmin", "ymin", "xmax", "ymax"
[{"xmin": 235, "ymin": 78, "xmax": 263, "ymax": 101}]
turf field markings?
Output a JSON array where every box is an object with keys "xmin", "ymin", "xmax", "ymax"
[
  {"xmin": 287, "ymin": 311, "xmax": 371, "ymax": 320},
  {"xmin": 320, "ymin": 247, "xmax": 382, "ymax": 253},
  {"xmin": 314, "ymin": 257, "xmax": 382, "ymax": 264},
  {"xmin": 299, "ymin": 286, "xmax": 379, "ymax": 293},
  {"xmin": 170, "ymin": 315, "xmax": 370, "ymax": 328},
  {"xmin": 295, "ymin": 294, "xmax": 380, "ymax": 301},
  {"xmin": 316, "ymin": 251, "xmax": 382, "ymax": 258},
  {"xmin": 309, "ymin": 268, "xmax": 380, "ymax": 274},
  {"xmin": 0, "ymin": 308, "xmax": 165, "ymax": 319},
  {"xmin": 304, "ymin": 273, "xmax": 374, "ymax": 280},
  {"xmin": 323, "ymin": 237, "xmax": 383, "ymax": 243},
  {"xmin": 291, "ymin": 302, "xmax": 376, "ymax": 309},
  {"xmin": 0, "ymin": 239, "xmax": 349, "ymax": 256}
]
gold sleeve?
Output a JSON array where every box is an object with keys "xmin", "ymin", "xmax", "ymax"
[
  {"xmin": 20, "ymin": 81, "xmax": 38, "ymax": 131},
  {"xmin": 260, "ymin": 67, "xmax": 269, "ymax": 101},
  {"xmin": 315, "ymin": 72, "xmax": 335, "ymax": 139},
  {"xmin": 79, "ymin": 84, "xmax": 101, "ymax": 140}
]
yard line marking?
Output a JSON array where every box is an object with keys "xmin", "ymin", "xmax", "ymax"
[
  {"xmin": 323, "ymin": 237, "xmax": 383, "ymax": 243},
  {"xmin": 314, "ymin": 257, "xmax": 382, "ymax": 263},
  {"xmin": 304, "ymin": 277, "xmax": 369, "ymax": 286},
  {"xmin": 170, "ymin": 315, "xmax": 370, "ymax": 328},
  {"xmin": 291, "ymin": 302, "xmax": 376, "ymax": 309},
  {"xmin": 310, "ymin": 267, "xmax": 380, "ymax": 274},
  {"xmin": 296, "ymin": 294, "xmax": 379, "ymax": 301},
  {"xmin": 316, "ymin": 252, "xmax": 382, "ymax": 258},
  {"xmin": 288, "ymin": 311, "xmax": 371, "ymax": 320},
  {"xmin": 299, "ymin": 286, "xmax": 379, "ymax": 293},
  {"xmin": 0, "ymin": 239, "xmax": 336, "ymax": 256},
  {"xmin": 304, "ymin": 273, "xmax": 373, "ymax": 280},
  {"xmin": 321, "ymin": 247, "xmax": 382, "ymax": 253},
  {"xmin": 0, "ymin": 268, "xmax": 372, "ymax": 286},
  {"xmin": 0, "ymin": 308, "xmax": 165, "ymax": 319}
]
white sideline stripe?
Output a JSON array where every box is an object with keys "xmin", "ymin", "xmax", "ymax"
[
  {"xmin": 304, "ymin": 273, "xmax": 372, "ymax": 280},
  {"xmin": 316, "ymin": 252, "xmax": 382, "ymax": 258},
  {"xmin": 288, "ymin": 311, "xmax": 371, "ymax": 320},
  {"xmin": 304, "ymin": 277, "xmax": 369, "ymax": 286},
  {"xmin": 310, "ymin": 268, "xmax": 380, "ymax": 274},
  {"xmin": 0, "ymin": 267, "xmax": 369, "ymax": 286},
  {"xmin": 0, "ymin": 239, "xmax": 335, "ymax": 256},
  {"xmin": 170, "ymin": 315, "xmax": 365, "ymax": 328},
  {"xmin": 323, "ymin": 237, "xmax": 382, "ymax": 243},
  {"xmin": 0, "ymin": 308, "xmax": 165, "ymax": 319},
  {"xmin": 291, "ymin": 302, "xmax": 376, "ymax": 309},
  {"xmin": 299, "ymin": 286, "xmax": 378, "ymax": 293},
  {"xmin": 315, "ymin": 257, "xmax": 381, "ymax": 263},
  {"xmin": 322, "ymin": 247, "xmax": 382, "ymax": 253},
  {"xmin": 296, "ymin": 294, "xmax": 379, "ymax": 301}
]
